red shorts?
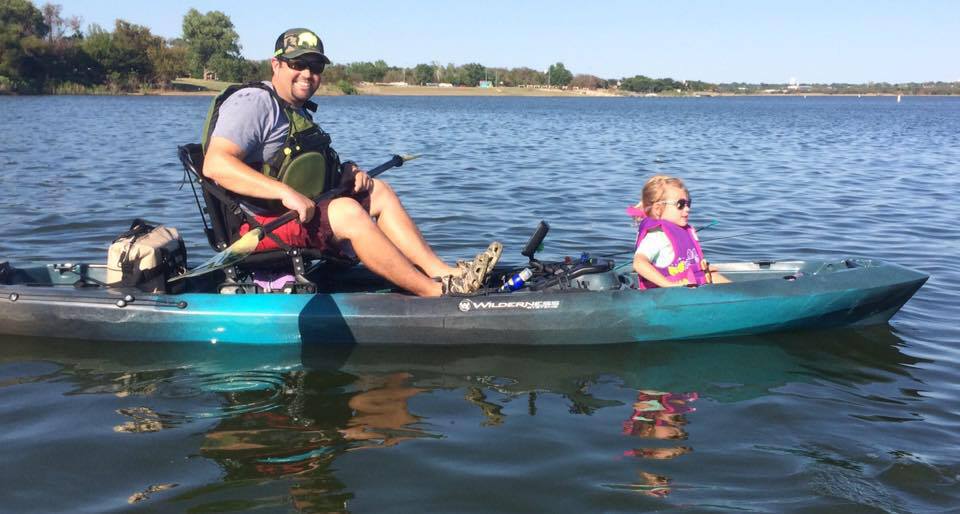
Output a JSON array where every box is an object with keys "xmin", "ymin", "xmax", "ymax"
[{"xmin": 239, "ymin": 191, "xmax": 372, "ymax": 258}]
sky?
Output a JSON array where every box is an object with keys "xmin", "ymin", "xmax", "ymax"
[{"xmin": 51, "ymin": 0, "xmax": 959, "ymax": 84}]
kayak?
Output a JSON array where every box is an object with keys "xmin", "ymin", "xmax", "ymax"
[{"xmin": 0, "ymin": 256, "xmax": 927, "ymax": 345}]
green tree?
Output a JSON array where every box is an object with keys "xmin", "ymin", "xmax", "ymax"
[
  {"xmin": 81, "ymin": 20, "xmax": 161, "ymax": 90},
  {"xmin": 441, "ymin": 62, "xmax": 459, "ymax": 84},
  {"xmin": 412, "ymin": 63, "xmax": 435, "ymax": 85},
  {"xmin": 0, "ymin": 0, "xmax": 49, "ymax": 91},
  {"xmin": 206, "ymin": 53, "xmax": 242, "ymax": 82},
  {"xmin": 181, "ymin": 8, "xmax": 240, "ymax": 78},
  {"xmin": 322, "ymin": 63, "xmax": 347, "ymax": 84},
  {"xmin": 251, "ymin": 58, "xmax": 271, "ymax": 80},
  {"xmin": 486, "ymin": 67, "xmax": 507, "ymax": 86},
  {"xmin": 547, "ymin": 62, "xmax": 572, "ymax": 87},
  {"xmin": 206, "ymin": 53, "xmax": 265, "ymax": 83},
  {"xmin": 37, "ymin": 37, "xmax": 103, "ymax": 89},
  {"xmin": 460, "ymin": 62, "xmax": 486, "ymax": 86},
  {"xmin": 113, "ymin": 20, "xmax": 159, "ymax": 76},
  {"xmin": 620, "ymin": 74, "xmax": 654, "ymax": 93},
  {"xmin": 346, "ymin": 60, "xmax": 389, "ymax": 82},
  {"xmin": 684, "ymin": 80, "xmax": 714, "ymax": 92},
  {"xmin": 148, "ymin": 41, "xmax": 189, "ymax": 85},
  {"xmin": 509, "ymin": 67, "xmax": 545, "ymax": 86}
]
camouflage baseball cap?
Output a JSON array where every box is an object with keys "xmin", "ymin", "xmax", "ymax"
[{"xmin": 274, "ymin": 28, "xmax": 331, "ymax": 63}]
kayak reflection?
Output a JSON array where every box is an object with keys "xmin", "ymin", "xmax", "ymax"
[{"xmin": 0, "ymin": 326, "xmax": 927, "ymax": 511}]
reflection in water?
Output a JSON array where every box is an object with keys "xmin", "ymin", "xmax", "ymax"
[
  {"xmin": 622, "ymin": 390, "xmax": 698, "ymax": 497},
  {"xmin": 127, "ymin": 483, "xmax": 177, "ymax": 505},
  {"xmin": 623, "ymin": 391, "xmax": 697, "ymax": 448},
  {"xmin": 464, "ymin": 386, "xmax": 505, "ymax": 426},
  {"xmin": 200, "ymin": 370, "xmax": 433, "ymax": 512},
  {"xmin": 340, "ymin": 372, "xmax": 428, "ymax": 446},
  {"xmin": 0, "ymin": 327, "xmax": 938, "ymax": 512},
  {"xmin": 114, "ymin": 406, "xmax": 164, "ymax": 433}
]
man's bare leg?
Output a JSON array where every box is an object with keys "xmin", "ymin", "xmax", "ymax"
[
  {"xmin": 366, "ymin": 179, "xmax": 458, "ymax": 278},
  {"xmin": 327, "ymin": 196, "xmax": 442, "ymax": 297}
]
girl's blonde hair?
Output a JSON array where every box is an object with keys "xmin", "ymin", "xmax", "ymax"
[{"xmin": 632, "ymin": 175, "xmax": 688, "ymax": 220}]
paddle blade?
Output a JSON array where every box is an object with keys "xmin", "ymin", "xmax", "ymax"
[
  {"xmin": 399, "ymin": 153, "xmax": 421, "ymax": 162},
  {"xmin": 168, "ymin": 228, "xmax": 263, "ymax": 282}
]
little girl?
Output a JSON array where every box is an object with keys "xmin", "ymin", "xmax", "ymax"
[{"xmin": 628, "ymin": 175, "xmax": 728, "ymax": 289}]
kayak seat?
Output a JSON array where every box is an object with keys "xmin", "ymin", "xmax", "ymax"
[
  {"xmin": 178, "ymin": 143, "xmax": 347, "ymax": 294},
  {"xmin": 0, "ymin": 261, "xmax": 11, "ymax": 285}
]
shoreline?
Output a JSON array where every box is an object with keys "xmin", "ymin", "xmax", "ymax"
[
  {"xmin": 137, "ymin": 88, "xmax": 937, "ymax": 98},
  {"xmin": 125, "ymin": 89, "xmax": 953, "ymax": 98},
  {"xmin": 352, "ymin": 84, "xmax": 619, "ymax": 97},
  {"xmin": 4, "ymin": 84, "xmax": 945, "ymax": 98},
  {"xmin": 134, "ymin": 84, "xmax": 623, "ymax": 97}
]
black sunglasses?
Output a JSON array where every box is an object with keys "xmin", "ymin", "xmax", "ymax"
[
  {"xmin": 282, "ymin": 58, "xmax": 325, "ymax": 75},
  {"xmin": 657, "ymin": 198, "xmax": 692, "ymax": 209}
]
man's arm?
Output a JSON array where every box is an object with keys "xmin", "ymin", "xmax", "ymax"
[{"xmin": 204, "ymin": 136, "xmax": 316, "ymax": 222}]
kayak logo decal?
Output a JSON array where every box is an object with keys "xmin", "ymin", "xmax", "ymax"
[{"xmin": 458, "ymin": 299, "xmax": 561, "ymax": 312}]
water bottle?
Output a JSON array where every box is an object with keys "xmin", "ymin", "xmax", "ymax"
[{"xmin": 500, "ymin": 268, "xmax": 533, "ymax": 292}]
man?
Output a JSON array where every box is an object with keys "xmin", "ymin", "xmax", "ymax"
[{"xmin": 203, "ymin": 28, "xmax": 499, "ymax": 296}]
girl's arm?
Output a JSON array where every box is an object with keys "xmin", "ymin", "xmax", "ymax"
[
  {"xmin": 700, "ymin": 259, "xmax": 731, "ymax": 284},
  {"xmin": 633, "ymin": 252, "xmax": 688, "ymax": 288},
  {"xmin": 690, "ymin": 230, "xmax": 730, "ymax": 285},
  {"xmin": 706, "ymin": 265, "xmax": 731, "ymax": 284}
]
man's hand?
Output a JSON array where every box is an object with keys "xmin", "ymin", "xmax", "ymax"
[
  {"xmin": 280, "ymin": 187, "xmax": 315, "ymax": 223},
  {"xmin": 341, "ymin": 162, "xmax": 374, "ymax": 194}
]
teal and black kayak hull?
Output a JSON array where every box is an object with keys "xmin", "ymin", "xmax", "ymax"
[{"xmin": 0, "ymin": 259, "xmax": 927, "ymax": 345}]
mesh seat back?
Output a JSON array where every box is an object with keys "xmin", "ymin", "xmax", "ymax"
[{"xmin": 178, "ymin": 143, "xmax": 248, "ymax": 250}]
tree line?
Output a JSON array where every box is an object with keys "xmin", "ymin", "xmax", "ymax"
[
  {"xmin": 327, "ymin": 61, "xmax": 598, "ymax": 89},
  {"xmin": 1, "ymin": 1, "xmax": 266, "ymax": 93},
  {"xmin": 2, "ymin": 1, "xmax": 954, "ymax": 96},
  {"xmin": 0, "ymin": 0, "xmax": 720, "ymax": 94}
]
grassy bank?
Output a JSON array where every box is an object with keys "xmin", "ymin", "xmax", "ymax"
[
  {"xmin": 354, "ymin": 84, "xmax": 618, "ymax": 97},
  {"xmin": 165, "ymin": 79, "xmax": 619, "ymax": 97}
]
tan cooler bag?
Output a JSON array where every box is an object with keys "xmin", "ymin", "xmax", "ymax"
[{"xmin": 107, "ymin": 219, "xmax": 187, "ymax": 293}]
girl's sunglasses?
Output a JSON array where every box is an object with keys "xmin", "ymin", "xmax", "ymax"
[
  {"xmin": 282, "ymin": 58, "xmax": 325, "ymax": 75},
  {"xmin": 658, "ymin": 198, "xmax": 692, "ymax": 209}
]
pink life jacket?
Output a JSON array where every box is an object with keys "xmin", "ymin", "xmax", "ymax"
[{"xmin": 634, "ymin": 217, "xmax": 707, "ymax": 289}]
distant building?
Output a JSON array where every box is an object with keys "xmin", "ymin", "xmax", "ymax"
[{"xmin": 478, "ymin": 80, "xmax": 492, "ymax": 88}]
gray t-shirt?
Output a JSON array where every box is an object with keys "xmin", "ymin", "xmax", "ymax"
[{"xmin": 209, "ymin": 82, "xmax": 310, "ymax": 166}]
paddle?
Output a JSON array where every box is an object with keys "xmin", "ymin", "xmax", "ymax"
[{"xmin": 170, "ymin": 153, "xmax": 419, "ymax": 281}]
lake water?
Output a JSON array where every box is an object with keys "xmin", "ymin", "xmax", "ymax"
[{"xmin": 1, "ymin": 94, "xmax": 958, "ymax": 512}]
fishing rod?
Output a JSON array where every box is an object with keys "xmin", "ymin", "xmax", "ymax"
[{"xmin": 700, "ymin": 230, "xmax": 767, "ymax": 243}]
